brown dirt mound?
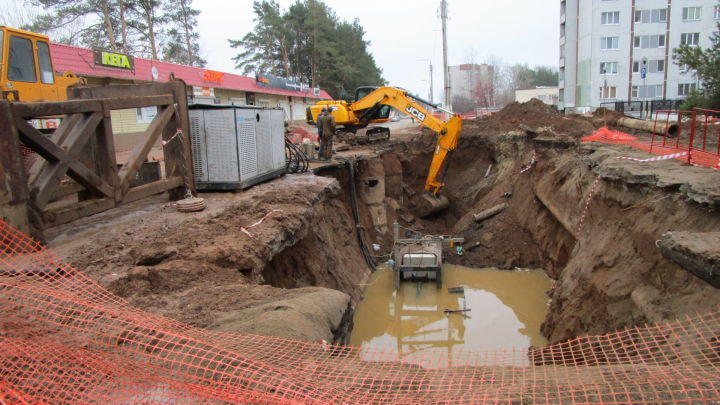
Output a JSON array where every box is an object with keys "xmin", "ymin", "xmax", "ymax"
[{"xmin": 465, "ymin": 99, "xmax": 595, "ymax": 138}]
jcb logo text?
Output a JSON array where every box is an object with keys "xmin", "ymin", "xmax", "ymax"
[{"xmin": 405, "ymin": 105, "xmax": 426, "ymax": 121}]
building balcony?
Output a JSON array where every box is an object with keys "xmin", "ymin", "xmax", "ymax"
[
  {"xmin": 560, "ymin": 13, "xmax": 566, "ymax": 24},
  {"xmin": 560, "ymin": 36, "xmax": 566, "ymax": 46},
  {"xmin": 559, "ymin": 58, "xmax": 565, "ymax": 67}
]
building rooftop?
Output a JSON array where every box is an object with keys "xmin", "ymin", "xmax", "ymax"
[{"xmin": 50, "ymin": 42, "xmax": 332, "ymax": 100}]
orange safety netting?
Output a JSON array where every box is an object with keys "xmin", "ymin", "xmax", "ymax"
[
  {"xmin": 1, "ymin": 218, "xmax": 719, "ymax": 404},
  {"xmin": 583, "ymin": 114, "xmax": 720, "ymax": 169}
]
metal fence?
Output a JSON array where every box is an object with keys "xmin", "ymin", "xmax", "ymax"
[{"xmin": 600, "ymin": 100, "xmax": 685, "ymax": 119}]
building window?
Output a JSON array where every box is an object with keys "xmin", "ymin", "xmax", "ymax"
[
  {"xmin": 634, "ymin": 9, "xmax": 667, "ymax": 24},
  {"xmin": 632, "ymin": 84, "xmax": 663, "ymax": 99},
  {"xmin": 681, "ymin": 32, "xmax": 700, "ymax": 46},
  {"xmin": 601, "ymin": 36, "xmax": 619, "ymax": 50},
  {"xmin": 682, "ymin": 7, "xmax": 702, "ymax": 21},
  {"xmin": 632, "ymin": 60, "xmax": 664, "ymax": 73},
  {"xmin": 599, "ymin": 86, "xmax": 617, "ymax": 99},
  {"xmin": 680, "ymin": 63, "xmax": 690, "ymax": 73},
  {"xmin": 715, "ymin": 5, "xmax": 720, "ymax": 20},
  {"xmin": 678, "ymin": 83, "xmax": 698, "ymax": 96},
  {"xmin": 600, "ymin": 62, "xmax": 618, "ymax": 74},
  {"xmin": 634, "ymin": 34, "xmax": 665, "ymax": 48},
  {"xmin": 601, "ymin": 11, "xmax": 620, "ymax": 25}
]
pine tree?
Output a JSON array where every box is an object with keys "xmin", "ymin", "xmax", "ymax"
[
  {"xmin": 162, "ymin": 0, "xmax": 205, "ymax": 67},
  {"xmin": 130, "ymin": 0, "xmax": 164, "ymax": 60},
  {"xmin": 229, "ymin": 0, "xmax": 384, "ymax": 98}
]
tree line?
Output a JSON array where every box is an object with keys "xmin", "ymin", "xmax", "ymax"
[
  {"xmin": 229, "ymin": 0, "xmax": 385, "ymax": 100},
  {"xmin": 23, "ymin": 0, "xmax": 206, "ymax": 67}
]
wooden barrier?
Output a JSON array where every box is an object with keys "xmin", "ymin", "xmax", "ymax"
[{"xmin": 0, "ymin": 79, "xmax": 194, "ymax": 239}]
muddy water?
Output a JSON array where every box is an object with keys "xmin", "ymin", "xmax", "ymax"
[{"xmin": 350, "ymin": 265, "xmax": 552, "ymax": 367}]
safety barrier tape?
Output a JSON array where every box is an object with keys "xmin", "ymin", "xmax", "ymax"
[
  {"xmin": 575, "ymin": 176, "xmax": 602, "ymax": 239},
  {"xmin": 519, "ymin": 150, "xmax": 537, "ymax": 173},
  {"xmin": 240, "ymin": 209, "xmax": 284, "ymax": 238},
  {"xmin": 161, "ymin": 128, "xmax": 183, "ymax": 147},
  {"xmin": 614, "ymin": 151, "xmax": 689, "ymax": 162}
]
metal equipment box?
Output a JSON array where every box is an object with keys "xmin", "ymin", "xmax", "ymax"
[{"xmin": 189, "ymin": 105, "xmax": 286, "ymax": 190}]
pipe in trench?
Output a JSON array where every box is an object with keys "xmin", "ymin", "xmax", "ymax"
[{"xmin": 618, "ymin": 117, "xmax": 679, "ymax": 137}]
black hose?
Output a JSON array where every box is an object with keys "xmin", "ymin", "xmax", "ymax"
[
  {"xmin": 337, "ymin": 157, "xmax": 377, "ymax": 272},
  {"xmin": 284, "ymin": 137, "xmax": 309, "ymax": 173}
]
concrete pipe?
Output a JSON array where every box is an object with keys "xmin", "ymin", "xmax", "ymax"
[{"xmin": 618, "ymin": 117, "xmax": 679, "ymax": 137}]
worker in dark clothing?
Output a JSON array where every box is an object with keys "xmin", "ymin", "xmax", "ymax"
[
  {"xmin": 320, "ymin": 107, "xmax": 336, "ymax": 160},
  {"xmin": 317, "ymin": 108, "xmax": 327, "ymax": 158}
]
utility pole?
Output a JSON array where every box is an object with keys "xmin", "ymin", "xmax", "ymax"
[
  {"xmin": 417, "ymin": 59, "xmax": 434, "ymax": 103},
  {"xmin": 441, "ymin": 0, "xmax": 451, "ymax": 111}
]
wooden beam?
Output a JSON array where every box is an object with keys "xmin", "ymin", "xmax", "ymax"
[
  {"xmin": 43, "ymin": 177, "xmax": 182, "ymax": 228},
  {"xmin": 122, "ymin": 176, "xmax": 182, "ymax": 204},
  {"xmin": 118, "ymin": 104, "xmax": 175, "ymax": 196},
  {"xmin": 10, "ymin": 95, "xmax": 174, "ymax": 118},
  {"xmin": 95, "ymin": 102, "xmax": 119, "ymax": 201},
  {"xmin": 104, "ymin": 95, "xmax": 174, "ymax": 110},
  {"xmin": 0, "ymin": 101, "xmax": 29, "ymax": 205},
  {"xmin": 169, "ymin": 80, "xmax": 195, "ymax": 197},
  {"xmin": 68, "ymin": 81, "xmax": 181, "ymax": 100},
  {"xmin": 11, "ymin": 100, "xmax": 102, "ymax": 117},
  {"xmin": 15, "ymin": 117, "xmax": 114, "ymax": 208},
  {"xmin": 42, "ymin": 197, "xmax": 116, "ymax": 228},
  {"xmin": 27, "ymin": 113, "xmax": 83, "ymax": 186}
]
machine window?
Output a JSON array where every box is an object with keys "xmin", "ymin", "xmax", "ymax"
[
  {"xmin": 8, "ymin": 36, "xmax": 37, "ymax": 82},
  {"xmin": 0, "ymin": 31, "xmax": 4, "ymax": 64},
  {"xmin": 37, "ymin": 41, "xmax": 55, "ymax": 84}
]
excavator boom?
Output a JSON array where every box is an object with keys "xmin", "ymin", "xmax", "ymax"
[
  {"xmin": 349, "ymin": 86, "xmax": 462, "ymax": 195},
  {"xmin": 311, "ymin": 86, "xmax": 462, "ymax": 216}
]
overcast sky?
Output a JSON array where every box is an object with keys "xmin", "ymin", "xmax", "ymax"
[{"xmin": 195, "ymin": 0, "xmax": 560, "ymax": 103}]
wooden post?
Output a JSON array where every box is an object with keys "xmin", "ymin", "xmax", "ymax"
[{"xmin": 0, "ymin": 101, "xmax": 33, "ymax": 236}]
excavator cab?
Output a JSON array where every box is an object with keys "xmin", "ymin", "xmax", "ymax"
[
  {"xmin": 0, "ymin": 26, "xmax": 78, "ymax": 102},
  {"xmin": 354, "ymin": 86, "xmax": 391, "ymax": 120}
]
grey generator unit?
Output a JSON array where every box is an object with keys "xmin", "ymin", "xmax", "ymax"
[{"xmin": 189, "ymin": 105, "xmax": 286, "ymax": 190}]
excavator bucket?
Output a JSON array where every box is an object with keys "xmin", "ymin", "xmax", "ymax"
[{"xmin": 415, "ymin": 193, "xmax": 450, "ymax": 218}]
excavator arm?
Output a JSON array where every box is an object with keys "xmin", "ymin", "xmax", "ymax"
[{"xmin": 349, "ymin": 86, "xmax": 462, "ymax": 195}]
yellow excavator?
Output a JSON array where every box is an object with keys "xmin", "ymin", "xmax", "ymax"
[
  {"xmin": 309, "ymin": 86, "xmax": 462, "ymax": 216},
  {"xmin": 1, "ymin": 26, "xmax": 81, "ymax": 102}
]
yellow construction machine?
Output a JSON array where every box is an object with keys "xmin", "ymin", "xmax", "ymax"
[
  {"xmin": 0, "ymin": 26, "xmax": 81, "ymax": 103},
  {"xmin": 309, "ymin": 86, "xmax": 462, "ymax": 216}
]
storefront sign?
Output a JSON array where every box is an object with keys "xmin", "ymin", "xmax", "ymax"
[
  {"xmin": 192, "ymin": 86, "xmax": 215, "ymax": 97},
  {"xmin": 203, "ymin": 70, "xmax": 225, "ymax": 83},
  {"xmin": 256, "ymin": 73, "xmax": 309, "ymax": 92},
  {"xmin": 93, "ymin": 50, "xmax": 134, "ymax": 70}
]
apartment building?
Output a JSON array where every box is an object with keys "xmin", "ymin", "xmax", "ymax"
[
  {"xmin": 449, "ymin": 64, "xmax": 494, "ymax": 101},
  {"xmin": 559, "ymin": 0, "xmax": 717, "ymax": 112}
]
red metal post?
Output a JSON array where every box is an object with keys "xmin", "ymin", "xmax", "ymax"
[
  {"xmin": 687, "ymin": 111, "xmax": 696, "ymax": 163},
  {"xmin": 650, "ymin": 110, "xmax": 659, "ymax": 153}
]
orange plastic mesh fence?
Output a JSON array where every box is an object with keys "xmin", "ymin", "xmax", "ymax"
[
  {"xmin": 1, "ymin": 218, "xmax": 719, "ymax": 404},
  {"xmin": 582, "ymin": 123, "xmax": 720, "ymax": 169}
]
